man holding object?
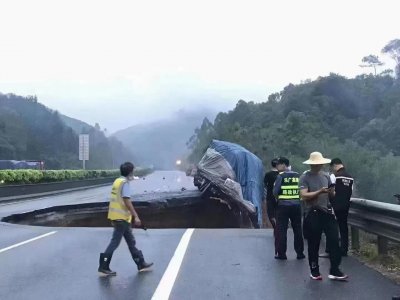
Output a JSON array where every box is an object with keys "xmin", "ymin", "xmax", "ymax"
[
  {"xmin": 300, "ymin": 152, "xmax": 348, "ymax": 281},
  {"xmin": 98, "ymin": 162, "xmax": 153, "ymax": 276}
]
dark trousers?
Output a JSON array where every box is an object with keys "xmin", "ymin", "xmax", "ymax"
[
  {"xmin": 105, "ymin": 220, "xmax": 143, "ymax": 262},
  {"xmin": 275, "ymin": 204, "xmax": 304, "ymax": 256},
  {"xmin": 334, "ymin": 208, "xmax": 349, "ymax": 254},
  {"xmin": 272, "ymin": 222, "xmax": 278, "ymax": 255},
  {"xmin": 303, "ymin": 209, "xmax": 341, "ymax": 272}
]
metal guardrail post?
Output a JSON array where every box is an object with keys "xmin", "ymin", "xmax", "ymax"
[
  {"xmin": 378, "ymin": 236, "xmax": 388, "ymax": 255},
  {"xmin": 351, "ymin": 226, "xmax": 360, "ymax": 250}
]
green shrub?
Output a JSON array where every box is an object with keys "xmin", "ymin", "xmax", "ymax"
[
  {"xmin": 0, "ymin": 169, "xmax": 121, "ymax": 185},
  {"xmin": 0, "ymin": 168, "xmax": 153, "ymax": 185}
]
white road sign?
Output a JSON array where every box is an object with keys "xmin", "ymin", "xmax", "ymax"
[{"xmin": 79, "ymin": 134, "xmax": 89, "ymax": 161}]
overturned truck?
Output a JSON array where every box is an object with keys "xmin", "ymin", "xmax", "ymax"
[{"xmin": 194, "ymin": 140, "xmax": 264, "ymax": 228}]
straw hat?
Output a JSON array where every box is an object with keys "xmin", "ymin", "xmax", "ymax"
[{"xmin": 303, "ymin": 152, "xmax": 331, "ymax": 165}]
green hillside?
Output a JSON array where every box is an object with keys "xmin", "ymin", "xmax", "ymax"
[
  {"xmin": 189, "ymin": 74, "xmax": 400, "ymax": 203},
  {"xmin": 0, "ymin": 93, "xmax": 134, "ymax": 169},
  {"xmin": 59, "ymin": 114, "xmax": 93, "ymax": 135}
]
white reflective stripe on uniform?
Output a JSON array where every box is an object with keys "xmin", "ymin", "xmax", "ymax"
[
  {"xmin": 335, "ymin": 176, "xmax": 354, "ymax": 181},
  {"xmin": 335, "ymin": 176, "xmax": 354, "ymax": 190}
]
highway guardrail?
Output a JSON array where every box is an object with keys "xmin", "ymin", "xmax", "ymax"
[{"xmin": 349, "ymin": 198, "xmax": 400, "ymax": 255}]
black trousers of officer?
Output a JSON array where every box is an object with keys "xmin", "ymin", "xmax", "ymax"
[
  {"xmin": 334, "ymin": 208, "xmax": 349, "ymax": 254},
  {"xmin": 266, "ymin": 198, "xmax": 278, "ymax": 253},
  {"xmin": 303, "ymin": 209, "xmax": 341, "ymax": 272},
  {"xmin": 275, "ymin": 204, "xmax": 304, "ymax": 256}
]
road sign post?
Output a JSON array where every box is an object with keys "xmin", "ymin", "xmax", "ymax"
[{"xmin": 79, "ymin": 134, "xmax": 89, "ymax": 169}]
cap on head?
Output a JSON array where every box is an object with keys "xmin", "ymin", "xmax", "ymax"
[{"xmin": 303, "ymin": 152, "xmax": 331, "ymax": 165}]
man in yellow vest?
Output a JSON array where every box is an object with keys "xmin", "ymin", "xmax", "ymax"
[{"xmin": 98, "ymin": 162, "xmax": 153, "ymax": 276}]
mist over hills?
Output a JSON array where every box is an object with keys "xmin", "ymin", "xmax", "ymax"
[
  {"xmin": 113, "ymin": 108, "xmax": 217, "ymax": 169},
  {"xmin": 0, "ymin": 92, "xmax": 218, "ymax": 170}
]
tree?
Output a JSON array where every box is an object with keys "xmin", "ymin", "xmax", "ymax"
[
  {"xmin": 268, "ymin": 92, "xmax": 281, "ymax": 103},
  {"xmin": 360, "ymin": 55, "xmax": 384, "ymax": 76},
  {"xmin": 379, "ymin": 69, "xmax": 394, "ymax": 76},
  {"xmin": 382, "ymin": 39, "xmax": 400, "ymax": 78}
]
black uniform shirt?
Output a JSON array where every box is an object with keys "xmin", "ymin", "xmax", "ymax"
[
  {"xmin": 331, "ymin": 167, "xmax": 354, "ymax": 211},
  {"xmin": 264, "ymin": 170, "xmax": 279, "ymax": 202},
  {"xmin": 264, "ymin": 170, "xmax": 279, "ymax": 219}
]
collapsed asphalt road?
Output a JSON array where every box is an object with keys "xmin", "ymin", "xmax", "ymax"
[{"xmin": 0, "ymin": 171, "xmax": 399, "ymax": 300}]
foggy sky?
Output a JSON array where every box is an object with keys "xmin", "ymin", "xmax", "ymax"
[{"xmin": 0, "ymin": 0, "xmax": 398, "ymax": 133}]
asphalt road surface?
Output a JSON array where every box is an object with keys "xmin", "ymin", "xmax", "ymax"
[{"xmin": 0, "ymin": 171, "xmax": 399, "ymax": 300}]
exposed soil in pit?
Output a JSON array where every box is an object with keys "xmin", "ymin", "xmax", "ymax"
[{"xmin": 1, "ymin": 191, "xmax": 253, "ymax": 228}]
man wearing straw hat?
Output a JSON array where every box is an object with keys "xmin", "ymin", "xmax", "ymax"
[{"xmin": 299, "ymin": 152, "xmax": 348, "ymax": 281}]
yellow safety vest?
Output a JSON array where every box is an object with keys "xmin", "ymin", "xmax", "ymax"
[
  {"xmin": 107, "ymin": 177, "xmax": 132, "ymax": 223},
  {"xmin": 277, "ymin": 172, "xmax": 300, "ymax": 200}
]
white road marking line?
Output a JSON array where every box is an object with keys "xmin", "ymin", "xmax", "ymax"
[
  {"xmin": 0, "ymin": 231, "xmax": 57, "ymax": 253},
  {"xmin": 152, "ymin": 228, "xmax": 195, "ymax": 300}
]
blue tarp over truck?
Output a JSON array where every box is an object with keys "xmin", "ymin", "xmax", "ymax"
[{"xmin": 197, "ymin": 140, "xmax": 264, "ymax": 227}]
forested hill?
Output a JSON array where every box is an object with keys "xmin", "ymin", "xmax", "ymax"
[
  {"xmin": 59, "ymin": 114, "xmax": 93, "ymax": 135},
  {"xmin": 188, "ymin": 74, "xmax": 400, "ymax": 203},
  {"xmin": 0, "ymin": 93, "xmax": 134, "ymax": 169}
]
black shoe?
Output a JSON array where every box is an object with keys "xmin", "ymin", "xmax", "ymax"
[
  {"xmin": 310, "ymin": 268, "xmax": 322, "ymax": 281},
  {"xmin": 98, "ymin": 268, "xmax": 117, "ymax": 276},
  {"xmin": 297, "ymin": 253, "xmax": 306, "ymax": 260},
  {"xmin": 133, "ymin": 250, "xmax": 154, "ymax": 272},
  {"xmin": 138, "ymin": 261, "xmax": 154, "ymax": 272},
  {"xmin": 328, "ymin": 269, "xmax": 348, "ymax": 281},
  {"xmin": 98, "ymin": 253, "xmax": 117, "ymax": 276},
  {"xmin": 274, "ymin": 254, "xmax": 287, "ymax": 260}
]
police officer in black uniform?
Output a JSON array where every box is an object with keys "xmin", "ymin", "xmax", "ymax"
[
  {"xmin": 273, "ymin": 157, "xmax": 305, "ymax": 260},
  {"xmin": 264, "ymin": 158, "xmax": 279, "ymax": 228},
  {"xmin": 330, "ymin": 158, "xmax": 354, "ymax": 256}
]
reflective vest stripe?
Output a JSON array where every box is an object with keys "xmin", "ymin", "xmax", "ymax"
[
  {"xmin": 281, "ymin": 185, "xmax": 299, "ymax": 189},
  {"xmin": 279, "ymin": 195, "xmax": 300, "ymax": 199}
]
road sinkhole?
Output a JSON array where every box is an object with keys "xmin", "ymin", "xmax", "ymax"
[{"xmin": 2, "ymin": 191, "xmax": 253, "ymax": 228}]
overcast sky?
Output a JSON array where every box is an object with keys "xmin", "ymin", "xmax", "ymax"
[{"xmin": 0, "ymin": 0, "xmax": 398, "ymax": 132}]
